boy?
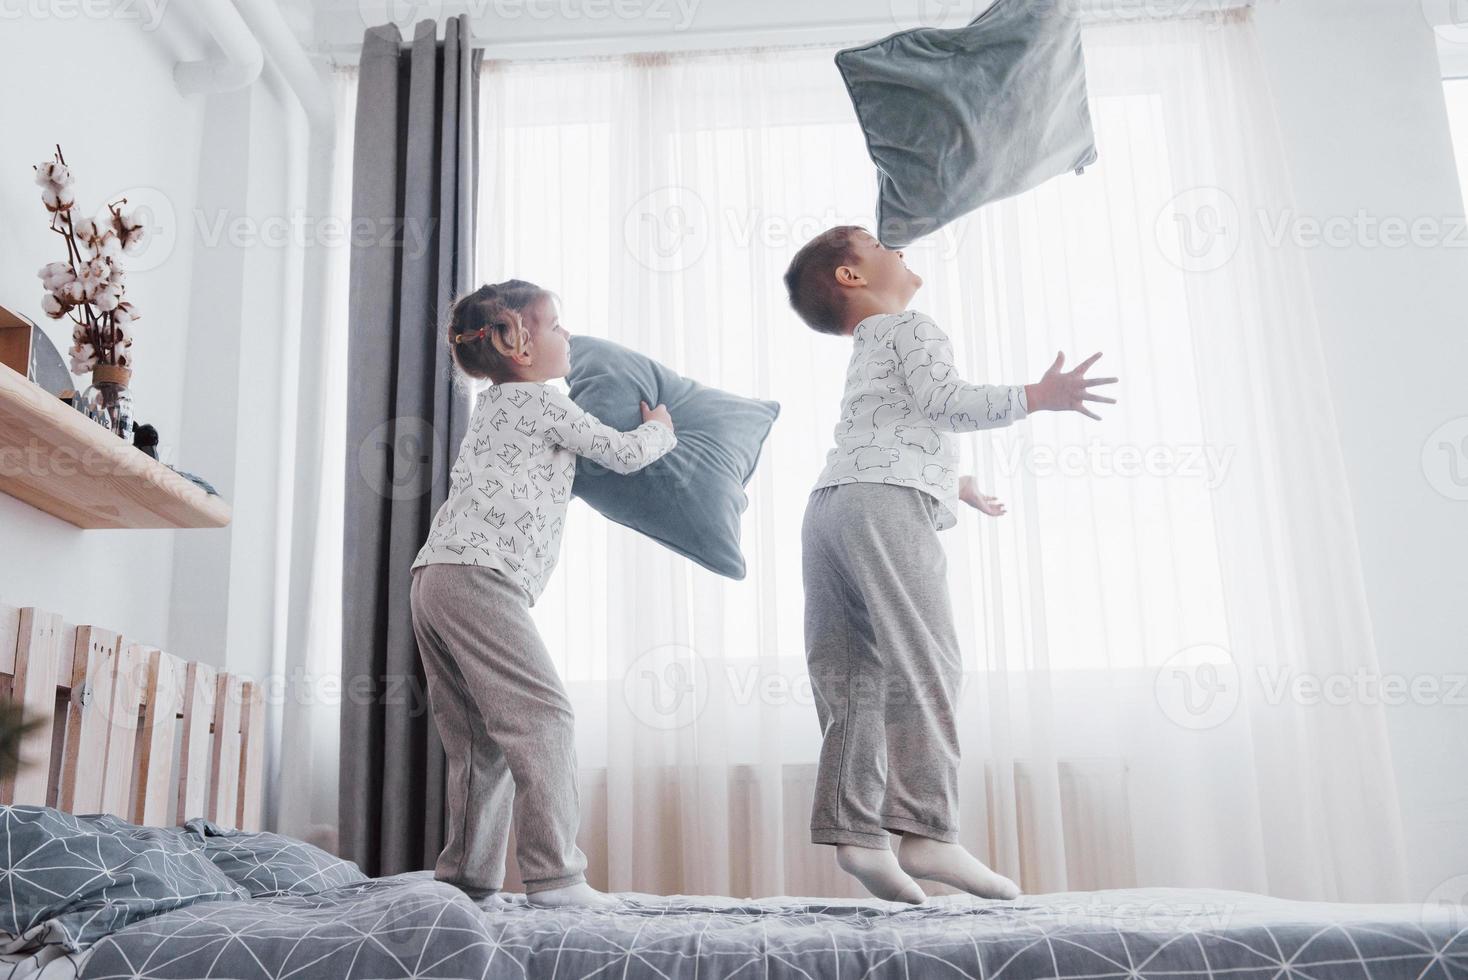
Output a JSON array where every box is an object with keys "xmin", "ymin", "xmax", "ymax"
[{"xmin": 784, "ymin": 226, "xmax": 1117, "ymax": 903}]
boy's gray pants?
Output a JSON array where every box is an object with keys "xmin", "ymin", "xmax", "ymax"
[
  {"xmin": 409, "ymin": 562, "xmax": 588, "ymax": 894},
  {"xmin": 802, "ymin": 483, "xmax": 963, "ymax": 849}
]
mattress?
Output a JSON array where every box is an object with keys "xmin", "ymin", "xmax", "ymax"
[{"xmin": 73, "ymin": 872, "xmax": 1467, "ymax": 979}]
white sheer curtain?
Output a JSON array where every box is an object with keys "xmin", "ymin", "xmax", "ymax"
[
  {"xmin": 274, "ymin": 66, "xmax": 357, "ymax": 856},
  {"xmin": 470, "ymin": 13, "xmax": 1409, "ymax": 903}
]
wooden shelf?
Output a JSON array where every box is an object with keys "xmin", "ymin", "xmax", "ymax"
[{"xmin": 0, "ymin": 363, "xmax": 230, "ymax": 529}]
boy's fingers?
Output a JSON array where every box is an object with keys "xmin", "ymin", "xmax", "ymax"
[
  {"xmin": 1080, "ymin": 407, "xmax": 1102, "ymax": 421},
  {"xmin": 1084, "ymin": 394, "xmax": 1117, "ymax": 404},
  {"xmin": 1084, "ymin": 377, "xmax": 1120, "ymax": 387}
]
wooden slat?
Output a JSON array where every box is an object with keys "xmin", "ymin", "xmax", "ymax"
[
  {"xmin": 99, "ymin": 643, "xmax": 146, "ymax": 819},
  {"xmin": 1, "ymin": 608, "xmax": 62, "ymax": 805},
  {"xmin": 2, "ymin": 597, "xmax": 267, "ymax": 833},
  {"xmin": 1, "ymin": 602, "xmax": 21, "ymax": 676},
  {"xmin": 136, "ymin": 649, "xmax": 180, "ymax": 827},
  {"xmin": 58, "ymin": 625, "xmax": 121, "ymax": 814},
  {"xmin": 209, "ymin": 673, "xmax": 242, "ymax": 827},
  {"xmin": 237, "ymin": 681, "xmax": 265, "ymax": 831},
  {"xmin": 177, "ymin": 661, "xmax": 214, "ymax": 823}
]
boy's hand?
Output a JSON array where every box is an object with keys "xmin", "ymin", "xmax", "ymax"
[
  {"xmin": 959, "ymin": 475, "xmax": 1007, "ymax": 517},
  {"xmin": 1024, "ymin": 351, "xmax": 1118, "ymax": 421},
  {"xmin": 641, "ymin": 401, "xmax": 674, "ymax": 432}
]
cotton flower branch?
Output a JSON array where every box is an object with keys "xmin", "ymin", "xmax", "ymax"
[{"xmin": 33, "ymin": 145, "xmax": 147, "ymax": 376}]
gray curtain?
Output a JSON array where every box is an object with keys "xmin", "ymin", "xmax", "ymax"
[{"xmin": 340, "ymin": 15, "xmax": 481, "ymax": 878}]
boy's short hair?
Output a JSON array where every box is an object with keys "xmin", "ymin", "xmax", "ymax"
[{"xmin": 783, "ymin": 225, "xmax": 865, "ymax": 335}]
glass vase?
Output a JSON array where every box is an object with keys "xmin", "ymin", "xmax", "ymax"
[{"xmin": 85, "ymin": 365, "xmax": 134, "ymax": 440}]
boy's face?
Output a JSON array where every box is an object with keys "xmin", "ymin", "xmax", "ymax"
[{"xmin": 839, "ymin": 230, "xmax": 922, "ymax": 304}]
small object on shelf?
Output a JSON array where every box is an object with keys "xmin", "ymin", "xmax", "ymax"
[
  {"xmin": 83, "ymin": 364, "xmax": 134, "ymax": 440},
  {"xmin": 134, "ymin": 422, "xmax": 159, "ymax": 460},
  {"xmin": 170, "ymin": 468, "xmax": 219, "ymax": 497},
  {"xmin": 1, "ymin": 307, "xmax": 71, "ymax": 397}
]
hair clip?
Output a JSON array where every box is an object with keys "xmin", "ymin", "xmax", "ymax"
[{"xmin": 454, "ymin": 326, "xmax": 488, "ymax": 345}]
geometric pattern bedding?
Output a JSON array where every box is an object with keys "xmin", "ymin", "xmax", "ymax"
[
  {"xmin": 0, "ymin": 807, "xmax": 247, "ymax": 954},
  {"xmin": 76, "ymin": 873, "xmax": 1468, "ymax": 979},
  {"xmin": 179, "ymin": 817, "xmax": 367, "ymax": 897}
]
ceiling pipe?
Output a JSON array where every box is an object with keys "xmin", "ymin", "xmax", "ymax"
[{"xmin": 174, "ymin": 0, "xmax": 264, "ymax": 94}]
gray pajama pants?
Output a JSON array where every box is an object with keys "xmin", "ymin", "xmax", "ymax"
[
  {"xmin": 409, "ymin": 562, "xmax": 588, "ymax": 895},
  {"xmin": 802, "ymin": 483, "xmax": 963, "ymax": 849}
]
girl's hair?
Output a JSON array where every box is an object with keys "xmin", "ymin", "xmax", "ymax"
[{"xmin": 447, "ymin": 279, "xmax": 550, "ymax": 382}]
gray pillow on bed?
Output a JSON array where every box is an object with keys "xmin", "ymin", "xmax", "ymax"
[
  {"xmin": 566, "ymin": 335, "xmax": 780, "ymax": 580},
  {"xmin": 0, "ymin": 806, "xmax": 248, "ymax": 952},
  {"xmin": 181, "ymin": 817, "xmax": 367, "ymax": 897},
  {"xmin": 836, "ymin": 0, "xmax": 1098, "ymax": 248}
]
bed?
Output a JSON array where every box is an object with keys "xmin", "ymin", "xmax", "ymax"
[{"xmin": 4, "ymin": 598, "xmax": 1465, "ymax": 979}]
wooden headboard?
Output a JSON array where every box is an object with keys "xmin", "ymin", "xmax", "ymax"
[{"xmin": 0, "ymin": 601, "xmax": 265, "ymax": 831}]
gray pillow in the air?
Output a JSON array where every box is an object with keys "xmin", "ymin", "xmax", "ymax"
[
  {"xmin": 836, "ymin": 0, "xmax": 1098, "ymax": 248},
  {"xmin": 566, "ymin": 335, "xmax": 779, "ymax": 580}
]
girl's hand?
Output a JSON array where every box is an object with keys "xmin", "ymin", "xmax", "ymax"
[
  {"xmin": 959, "ymin": 475, "xmax": 1007, "ymax": 517},
  {"xmin": 1024, "ymin": 351, "xmax": 1118, "ymax": 421},
  {"xmin": 641, "ymin": 401, "xmax": 674, "ymax": 432}
]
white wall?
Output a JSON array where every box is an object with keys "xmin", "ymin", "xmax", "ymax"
[
  {"xmin": 0, "ymin": 16, "xmax": 206, "ymax": 652},
  {"xmin": 1253, "ymin": 0, "xmax": 1468, "ymax": 903},
  {"xmin": 0, "ymin": 15, "xmax": 301, "ymax": 704}
]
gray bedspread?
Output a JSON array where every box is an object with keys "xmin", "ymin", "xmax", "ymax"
[{"xmin": 78, "ymin": 871, "xmax": 1467, "ymax": 979}]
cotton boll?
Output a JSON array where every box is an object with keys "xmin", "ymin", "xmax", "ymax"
[
  {"xmin": 68, "ymin": 343, "xmax": 96, "ymax": 375},
  {"xmin": 91, "ymin": 285, "xmax": 120, "ymax": 312},
  {"xmin": 39, "ymin": 262, "xmax": 76, "ymax": 290},
  {"xmin": 97, "ymin": 234, "xmax": 124, "ymax": 261},
  {"xmin": 59, "ymin": 281, "xmax": 86, "ymax": 305},
  {"xmin": 120, "ymin": 224, "xmax": 148, "ymax": 254},
  {"xmin": 73, "ymin": 216, "xmax": 98, "ymax": 243},
  {"xmin": 114, "ymin": 321, "xmax": 133, "ymax": 345},
  {"xmin": 112, "ymin": 301, "xmax": 136, "ymax": 327},
  {"xmin": 41, "ymin": 293, "xmax": 66, "ymax": 318},
  {"xmin": 35, "ymin": 161, "xmax": 72, "ymax": 187}
]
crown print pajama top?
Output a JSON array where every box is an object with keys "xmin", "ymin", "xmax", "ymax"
[{"xmin": 412, "ymin": 381, "xmax": 677, "ymax": 603}]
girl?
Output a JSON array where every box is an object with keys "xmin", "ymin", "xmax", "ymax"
[{"xmin": 410, "ymin": 279, "xmax": 676, "ymax": 908}]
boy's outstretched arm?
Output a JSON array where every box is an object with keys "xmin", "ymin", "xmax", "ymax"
[{"xmin": 893, "ymin": 314, "xmax": 1118, "ymax": 429}]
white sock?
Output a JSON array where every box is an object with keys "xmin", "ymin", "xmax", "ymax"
[
  {"xmin": 897, "ymin": 837, "xmax": 1021, "ymax": 900},
  {"xmin": 527, "ymin": 882, "xmax": 620, "ymax": 908},
  {"xmin": 836, "ymin": 844, "xmax": 926, "ymax": 904}
]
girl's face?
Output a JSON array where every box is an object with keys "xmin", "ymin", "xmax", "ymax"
[{"xmin": 516, "ymin": 294, "xmax": 572, "ymax": 381}]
